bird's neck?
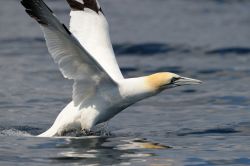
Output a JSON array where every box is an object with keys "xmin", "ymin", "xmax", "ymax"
[{"xmin": 119, "ymin": 76, "xmax": 158, "ymax": 103}]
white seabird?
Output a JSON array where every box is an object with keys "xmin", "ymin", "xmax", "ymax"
[{"xmin": 21, "ymin": 0, "xmax": 202, "ymax": 137}]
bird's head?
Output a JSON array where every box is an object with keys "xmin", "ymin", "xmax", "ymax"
[{"xmin": 146, "ymin": 72, "xmax": 202, "ymax": 92}]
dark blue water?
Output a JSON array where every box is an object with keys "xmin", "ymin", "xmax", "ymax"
[{"xmin": 0, "ymin": 0, "xmax": 250, "ymax": 165}]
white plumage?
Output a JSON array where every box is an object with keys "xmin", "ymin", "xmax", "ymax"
[
  {"xmin": 69, "ymin": 10, "xmax": 124, "ymax": 81},
  {"xmin": 21, "ymin": 0, "xmax": 201, "ymax": 137}
]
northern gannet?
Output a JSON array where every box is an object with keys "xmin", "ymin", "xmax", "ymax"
[{"xmin": 21, "ymin": 0, "xmax": 202, "ymax": 137}]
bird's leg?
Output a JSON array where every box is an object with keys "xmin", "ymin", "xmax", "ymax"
[{"xmin": 82, "ymin": 129, "xmax": 94, "ymax": 136}]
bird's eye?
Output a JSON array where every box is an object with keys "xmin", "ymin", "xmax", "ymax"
[{"xmin": 171, "ymin": 77, "xmax": 180, "ymax": 84}]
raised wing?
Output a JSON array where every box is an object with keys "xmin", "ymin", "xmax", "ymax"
[
  {"xmin": 66, "ymin": 0, "xmax": 124, "ymax": 81},
  {"xmin": 21, "ymin": 0, "xmax": 116, "ymax": 106}
]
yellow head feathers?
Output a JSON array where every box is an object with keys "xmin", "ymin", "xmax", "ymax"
[{"xmin": 146, "ymin": 72, "xmax": 180, "ymax": 91}]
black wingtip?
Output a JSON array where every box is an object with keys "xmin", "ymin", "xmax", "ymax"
[
  {"xmin": 21, "ymin": 0, "xmax": 50, "ymax": 25},
  {"xmin": 66, "ymin": 0, "xmax": 103, "ymax": 14},
  {"xmin": 21, "ymin": 0, "xmax": 72, "ymax": 36}
]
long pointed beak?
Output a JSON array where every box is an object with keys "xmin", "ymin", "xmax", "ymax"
[{"xmin": 174, "ymin": 77, "xmax": 202, "ymax": 86}]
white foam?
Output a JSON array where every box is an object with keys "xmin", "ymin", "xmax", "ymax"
[{"xmin": 0, "ymin": 129, "xmax": 32, "ymax": 137}]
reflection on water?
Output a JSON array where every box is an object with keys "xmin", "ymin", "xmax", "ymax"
[
  {"xmin": 48, "ymin": 137, "xmax": 170, "ymax": 165},
  {"xmin": 116, "ymin": 138, "xmax": 171, "ymax": 150}
]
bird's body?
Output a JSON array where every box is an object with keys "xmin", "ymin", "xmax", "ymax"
[
  {"xmin": 21, "ymin": 0, "xmax": 201, "ymax": 137},
  {"xmin": 39, "ymin": 77, "xmax": 157, "ymax": 137}
]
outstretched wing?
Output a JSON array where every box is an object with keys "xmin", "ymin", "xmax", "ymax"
[
  {"xmin": 66, "ymin": 0, "xmax": 124, "ymax": 81},
  {"xmin": 21, "ymin": 0, "xmax": 116, "ymax": 106}
]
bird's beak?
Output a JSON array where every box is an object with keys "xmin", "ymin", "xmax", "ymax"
[{"xmin": 174, "ymin": 77, "xmax": 202, "ymax": 86}]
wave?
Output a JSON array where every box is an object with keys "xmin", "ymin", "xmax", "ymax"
[{"xmin": 206, "ymin": 47, "xmax": 250, "ymax": 55}]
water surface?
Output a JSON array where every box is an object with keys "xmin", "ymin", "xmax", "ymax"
[{"xmin": 0, "ymin": 0, "xmax": 250, "ymax": 165}]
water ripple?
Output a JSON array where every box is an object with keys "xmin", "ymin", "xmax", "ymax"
[
  {"xmin": 177, "ymin": 128, "xmax": 239, "ymax": 136},
  {"xmin": 114, "ymin": 43, "xmax": 193, "ymax": 56},
  {"xmin": 206, "ymin": 47, "xmax": 250, "ymax": 55}
]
